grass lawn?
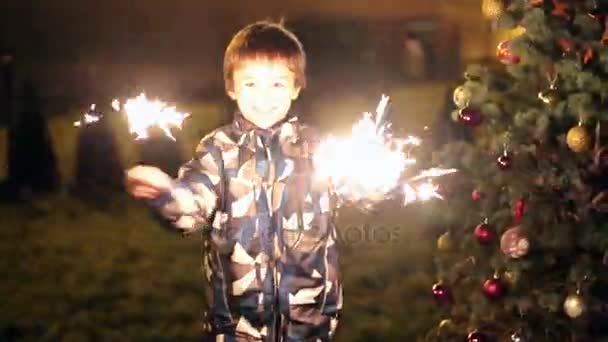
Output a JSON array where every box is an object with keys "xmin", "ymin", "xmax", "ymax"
[{"xmin": 0, "ymin": 194, "xmax": 441, "ymax": 341}]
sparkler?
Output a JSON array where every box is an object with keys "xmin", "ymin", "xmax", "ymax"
[
  {"xmin": 122, "ymin": 93, "xmax": 190, "ymax": 140},
  {"xmin": 74, "ymin": 93, "xmax": 190, "ymax": 141},
  {"xmin": 313, "ymin": 95, "xmax": 457, "ymax": 207},
  {"xmin": 73, "ymin": 104, "xmax": 102, "ymax": 127}
]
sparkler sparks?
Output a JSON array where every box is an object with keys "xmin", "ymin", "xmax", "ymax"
[
  {"xmin": 122, "ymin": 93, "xmax": 190, "ymax": 140},
  {"xmin": 73, "ymin": 104, "xmax": 102, "ymax": 127},
  {"xmin": 313, "ymin": 95, "xmax": 456, "ymax": 206},
  {"xmin": 73, "ymin": 94, "xmax": 189, "ymax": 141}
]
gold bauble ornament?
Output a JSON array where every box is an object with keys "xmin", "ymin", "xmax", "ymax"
[
  {"xmin": 453, "ymin": 86, "xmax": 472, "ymax": 109},
  {"xmin": 482, "ymin": 0, "xmax": 503, "ymax": 20},
  {"xmin": 563, "ymin": 293, "xmax": 586, "ymax": 318},
  {"xmin": 566, "ymin": 126, "xmax": 592, "ymax": 153},
  {"xmin": 437, "ymin": 232, "xmax": 453, "ymax": 251}
]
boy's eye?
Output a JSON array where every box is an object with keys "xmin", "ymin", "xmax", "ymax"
[
  {"xmin": 244, "ymin": 82, "xmax": 255, "ymax": 87},
  {"xmin": 273, "ymin": 82, "xmax": 285, "ymax": 88}
]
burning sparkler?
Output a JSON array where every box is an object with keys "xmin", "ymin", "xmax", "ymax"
[
  {"xmin": 122, "ymin": 93, "xmax": 190, "ymax": 140},
  {"xmin": 73, "ymin": 104, "xmax": 102, "ymax": 127},
  {"xmin": 313, "ymin": 95, "xmax": 457, "ymax": 206},
  {"xmin": 74, "ymin": 94, "xmax": 190, "ymax": 141}
]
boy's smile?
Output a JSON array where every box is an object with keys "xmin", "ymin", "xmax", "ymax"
[{"xmin": 228, "ymin": 59, "xmax": 301, "ymax": 129}]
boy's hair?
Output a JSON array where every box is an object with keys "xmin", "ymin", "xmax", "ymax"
[{"xmin": 223, "ymin": 20, "xmax": 306, "ymax": 92}]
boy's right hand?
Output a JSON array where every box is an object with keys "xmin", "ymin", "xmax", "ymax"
[{"xmin": 125, "ymin": 165, "xmax": 173, "ymax": 199}]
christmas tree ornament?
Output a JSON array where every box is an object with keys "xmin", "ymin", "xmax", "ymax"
[
  {"xmin": 437, "ymin": 231, "xmax": 453, "ymax": 251},
  {"xmin": 467, "ymin": 330, "xmax": 488, "ymax": 342},
  {"xmin": 483, "ymin": 274, "xmax": 506, "ymax": 299},
  {"xmin": 510, "ymin": 332, "xmax": 523, "ymax": 342},
  {"xmin": 551, "ymin": 0, "xmax": 571, "ymax": 18},
  {"xmin": 539, "ymin": 72, "xmax": 560, "ymax": 105},
  {"xmin": 566, "ymin": 124, "xmax": 592, "ymax": 153},
  {"xmin": 458, "ymin": 107, "xmax": 483, "ymax": 127},
  {"xmin": 500, "ymin": 226, "xmax": 530, "ymax": 258},
  {"xmin": 472, "ymin": 190, "xmax": 484, "ymax": 201},
  {"xmin": 497, "ymin": 151, "xmax": 513, "ymax": 170},
  {"xmin": 582, "ymin": 47, "xmax": 594, "ymax": 65},
  {"xmin": 509, "ymin": 329, "xmax": 530, "ymax": 342},
  {"xmin": 558, "ymin": 37, "xmax": 576, "ymax": 55},
  {"xmin": 497, "ymin": 40, "xmax": 521, "ymax": 65},
  {"xmin": 481, "ymin": 0, "xmax": 503, "ymax": 20},
  {"xmin": 474, "ymin": 219, "xmax": 496, "ymax": 244},
  {"xmin": 432, "ymin": 282, "xmax": 453, "ymax": 305},
  {"xmin": 538, "ymin": 85, "xmax": 560, "ymax": 105},
  {"xmin": 563, "ymin": 293, "xmax": 586, "ymax": 318},
  {"xmin": 529, "ymin": 0, "xmax": 544, "ymax": 6},
  {"xmin": 453, "ymin": 85, "xmax": 472, "ymax": 108}
]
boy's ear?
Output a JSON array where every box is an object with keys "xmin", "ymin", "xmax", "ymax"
[
  {"xmin": 227, "ymin": 90, "xmax": 237, "ymax": 100},
  {"xmin": 291, "ymin": 87, "xmax": 301, "ymax": 100}
]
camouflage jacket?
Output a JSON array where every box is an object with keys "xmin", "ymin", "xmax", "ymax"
[{"xmin": 151, "ymin": 113, "xmax": 342, "ymax": 341}]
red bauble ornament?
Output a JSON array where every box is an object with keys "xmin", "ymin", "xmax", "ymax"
[
  {"xmin": 497, "ymin": 40, "xmax": 521, "ymax": 65},
  {"xmin": 514, "ymin": 198, "xmax": 525, "ymax": 222},
  {"xmin": 558, "ymin": 38, "xmax": 576, "ymax": 54},
  {"xmin": 458, "ymin": 107, "xmax": 483, "ymax": 127},
  {"xmin": 472, "ymin": 190, "xmax": 484, "ymax": 201},
  {"xmin": 582, "ymin": 47, "xmax": 594, "ymax": 65},
  {"xmin": 551, "ymin": 0, "xmax": 571, "ymax": 18},
  {"xmin": 483, "ymin": 276, "xmax": 506, "ymax": 299},
  {"xmin": 497, "ymin": 153, "xmax": 512, "ymax": 170},
  {"xmin": 432, "ymin": 282, "xmax": 452, "ymax": 305},
  {"xmin": 474, "ymin": 222, "xmax": 496, "ymax": 244},
  {"xmin": 467, "ymin": 330, "xmax": 488, "ymax": 342}
]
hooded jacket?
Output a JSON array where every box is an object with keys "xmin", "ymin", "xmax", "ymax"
[{"xmin": 151, "ymin": 113, "xmax": 342, "ymax": 341}]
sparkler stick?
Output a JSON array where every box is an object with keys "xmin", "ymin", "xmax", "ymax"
[{"xmin": 375, "ymin": 94, "xmax": 391, "ymax": 135}]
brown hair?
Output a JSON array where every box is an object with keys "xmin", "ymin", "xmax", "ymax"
[{"xmin": 223, "ymin": 20, "xmax": 306, "ymax": 92}]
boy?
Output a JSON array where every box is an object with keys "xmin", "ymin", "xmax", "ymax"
[{"xmin": 126, "ymin": 20, "xmax": 342, "ymax": 342}]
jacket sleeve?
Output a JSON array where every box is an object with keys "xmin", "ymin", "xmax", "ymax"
[{"xmin": 148, "ymin": 134, "xmax": 221, "ymax": 235}]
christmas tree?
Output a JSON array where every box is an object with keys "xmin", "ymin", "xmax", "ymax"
[{"xmin": 426, "ymin": 1, "xmax": 608, "ymax": 341}]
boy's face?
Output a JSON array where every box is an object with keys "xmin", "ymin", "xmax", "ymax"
[{"xmin": 228, "ymin": 59, "xmax": 301, "ymax": 129}]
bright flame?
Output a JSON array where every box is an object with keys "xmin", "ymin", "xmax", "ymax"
[
  {"xmin": 122, "ymin": 93, "xmax": 190, "ymax": 140},
  {"xmin": 314, "ymin": 113, "xmax": 407, "ymax": 201},
  {"xmin": 73, "ymin": 104, "xmax": 102, "ymax": 127},
  {"xmin": 403, "ymin": 181, "xmax": 442, "ymax": 206},
  {"xmin": 111, "ymin": 99, "xmax": 121, "ymax": 111},
  {"xmin": 313, "ymin": 95, "xmax": 456, "ymax": 206}
]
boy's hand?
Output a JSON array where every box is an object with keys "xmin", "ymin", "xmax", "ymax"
[{"xmin": 125, "ymin": 165, "xmax": 173, "ymax": 199}]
